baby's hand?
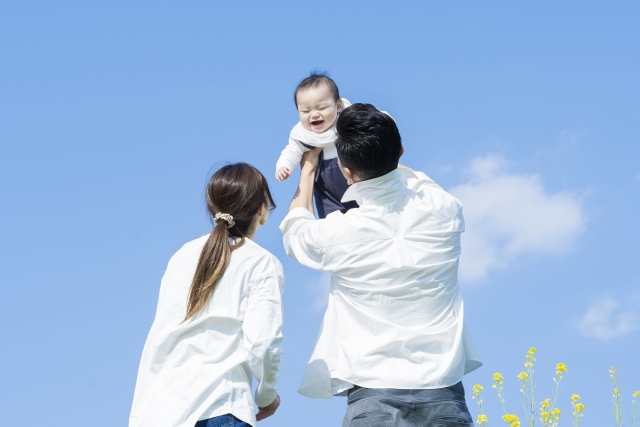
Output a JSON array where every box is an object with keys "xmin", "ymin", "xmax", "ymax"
[{"xmin": 276, "ymin": 167, "xmax": 292, "ymax": 182}]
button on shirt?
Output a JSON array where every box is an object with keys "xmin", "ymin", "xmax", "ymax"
[
  {"xmin": 279, "ymin": 168, "xmax": 481, "ymax": 399},
  {"xmin": 130, "ymin": 237, "xmax": 285, "ymax": 427}
]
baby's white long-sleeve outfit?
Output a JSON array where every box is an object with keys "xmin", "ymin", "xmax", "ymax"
[
  {"xmin": 275, "ymin": 99, "xmax": 396, "ymax": 218},
  {"xmin": 275, "ymin": 98, "xmax": 352, "ymax": 173},
  {"xmin": 276, "ymin": 99, "xmax": 359, "ymax": 218}
]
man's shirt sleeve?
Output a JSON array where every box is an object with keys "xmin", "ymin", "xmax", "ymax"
[{"xmin": 279, "ymin": 207, "xmax": 328, "ymax": 271}]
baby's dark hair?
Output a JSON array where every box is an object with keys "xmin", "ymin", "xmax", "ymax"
[{"xmin": 293, "ymin": 71, "xmax": 340, "ymax": 108}]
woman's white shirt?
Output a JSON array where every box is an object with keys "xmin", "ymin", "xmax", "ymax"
[{"xmin": 129, "ymin": 236, "xmax": 285, "ymax": 427}]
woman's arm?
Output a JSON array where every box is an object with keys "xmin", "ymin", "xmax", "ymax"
[{"xmin": 242, "ymin": 271, "xmax": 285, "ymax": 413}]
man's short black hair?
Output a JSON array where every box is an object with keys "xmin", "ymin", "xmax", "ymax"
[
  {"xmin": 294, "ymin": 71, "xmax": 340, "ymax": 108},
  {"xmin": 335, "ymin": 103, "xmax": 402, "ymax": 181}
]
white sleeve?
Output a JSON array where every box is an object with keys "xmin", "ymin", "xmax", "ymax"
[
  {"xmin": 242, "ymin": 270, "xmax": 285, "ymax": 407},
  {"xmin": 275, "ymin": 137, "xmax": 309, "ymax": 174},
  {"xmin": 129, "ymin": 253, "xmax": 178, "ymax": 426},
  {"xmin": 279, "ymin": 207, "xmax": 328, "ymax": 271}
]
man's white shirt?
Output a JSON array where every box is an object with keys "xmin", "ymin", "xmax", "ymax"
[{"xmin": 280, "ymin": 168, "xmax": 481, "ymax": 399}]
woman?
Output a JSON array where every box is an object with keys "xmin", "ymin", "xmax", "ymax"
[{"xmin": 130, "ymin": 163, "xmax": 284, "ymax": 427}]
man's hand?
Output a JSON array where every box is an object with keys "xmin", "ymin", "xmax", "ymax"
[
  {"xmin": 256, "ymin": 393, "xmax": 280, "ymax": 421},
  {"xmin": 300, "ymin": 147, "xmax": 322, "ymax": 172},
  {"xmin": 276, "ymin": 167, "xmax": 292, "ymax": 182}
]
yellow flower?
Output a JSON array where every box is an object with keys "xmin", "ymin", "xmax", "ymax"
[
  {"xmin": 555, "ymin": 363, "xmax": 567, "ymax": 376},
  {"xmin": 524, "ymin": 347, "xmax": 537, "ymax": 367},
  {"xmin": 551, "ymin": 408, "xmax": 561, "ymax": 420},
  {"xmin": 633, "ymin": 390, "xmax": 640, "ymax": 398},
  {"xmin": 473, "ymin": 384, "xmax": 483, "ymax": 396},
  {"xmin": 614, "ymin": 388, "xmax": 620, "ymax": 398},
  {"xmin": 493, "ymin": 372, "xmax": 504, "ymax": 383},
  {"xmin": 540, "ymin": 411, "xmax": 550, "ymax": 422},
  {"xmin": 477, "ymin": 414, "xmax": 488, "ymax": 425},
  {"xmin": 575, "ymin": 403, "xmax": 585, "ymax": 412},
  {"xmin": 541, "ymin": 398, "xmax": 551, "ymax": 409},
  {"xmin": 518, "ymin": 371, "xmax": 529, "ymax": 382},
  {"xmin": 503, "ymin": 414, "xmax": 521, "ymax": 427},
  {"xmin": 571, "ymin": 394, "xmax": 580, "ymax": 403}
]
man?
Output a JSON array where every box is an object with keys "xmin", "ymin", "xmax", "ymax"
[{"xmin": 280, "ymin": 103, "xmax": 482, "ymax": 426}]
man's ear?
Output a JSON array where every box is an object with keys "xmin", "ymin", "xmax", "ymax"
[
  {"xmin": 399, "ymin": 145, "xmax": 405, "ymax": 158},
  {"xmin": 343, "ymin": 166, "xmax": 359, "ymax": 185},
  {"xmin": 338, "ymin": 157, "xmax": 359, "ymax": 184}
]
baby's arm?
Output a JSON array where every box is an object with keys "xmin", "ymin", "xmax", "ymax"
[{"xmin": 275, "ymin": 138, "xmax": 310, "ymax": 181}]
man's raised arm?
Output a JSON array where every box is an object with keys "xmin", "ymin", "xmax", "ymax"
[
  {"xmin": 288, "ymin": 147, "xmax": 321, "ymax": 214},
  {"xmin": 279, "ymin": 147, "xmax": 328, "ymax": 271}
]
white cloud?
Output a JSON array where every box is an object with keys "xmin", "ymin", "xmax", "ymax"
[
  {"xmin": 449, "ymin": 155, "xmax": 586, "ymax": 283},
  {"xmin": 576, "ymin": 297, "xmax": 640, "ymax": 341}
]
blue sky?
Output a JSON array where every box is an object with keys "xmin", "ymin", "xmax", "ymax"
[{"xmin": 1, "ymin": 2, "xmax": 639, "ymax": 426}]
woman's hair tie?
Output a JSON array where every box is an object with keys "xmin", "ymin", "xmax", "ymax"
[{"xmin": 214, "ymin": 213, "xmax": 235, "ymax": 228}]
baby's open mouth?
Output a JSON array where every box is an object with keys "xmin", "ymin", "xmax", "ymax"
[{"xmin": 311, "ymin": 119, "xmax": 324, "ymax": 127}]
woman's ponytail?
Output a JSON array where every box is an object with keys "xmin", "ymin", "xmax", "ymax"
[
  {"xmin": 182, "ymin": 163, "xmax": 275, "ymax": 322},
  {"xmin": 184, "ymin": 221, "xmax": 235, "ymax": 321}
]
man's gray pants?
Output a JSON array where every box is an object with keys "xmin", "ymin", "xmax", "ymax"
[{"xmin": 342, "ymin": 382, "xmax": 475, "ymax": 427}]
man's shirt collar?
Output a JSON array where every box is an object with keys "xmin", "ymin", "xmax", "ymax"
[{"xmin": 341, "ymin": 168, "xmax": 417, "ymax": 205}]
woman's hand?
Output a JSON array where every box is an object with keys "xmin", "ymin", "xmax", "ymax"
[{"xmin": 256, "ymin": 393, "xmax": 280, "ymax": 421}]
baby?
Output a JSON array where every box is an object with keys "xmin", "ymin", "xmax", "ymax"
[{"xmin": 275, "ymin": 72, "xmax": 358, "ymax": 218}]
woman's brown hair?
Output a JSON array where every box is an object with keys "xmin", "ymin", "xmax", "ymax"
[{"xmin": 183, "ymin": 163, "xmax": 275, "ymax": 321}]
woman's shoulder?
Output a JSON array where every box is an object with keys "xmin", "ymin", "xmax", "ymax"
[
  {"xmin": 171, "ymin": 234, "xmax": 210, "ymax": 260},
  {"xmin": 234, "ymin": 239, "xmax": 284, "ymax": 279},
  {"xmin": 165, "ymin": 235, "xmax": 284, "ymax": 281}
]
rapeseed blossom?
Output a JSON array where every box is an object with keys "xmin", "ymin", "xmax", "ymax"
[
  {"xmin": 541, "ymin": 398, "xmax": 550, "ymax": 410},
  {"xmin": 519, "ymin": 348, "xmax": 537, "ymax": 427},
  {"xmin": 571, "ymin": 393, "xmax": 585, "ymax": 427},
  {"xmin": 503, "ymin": 413, "xmax": 521, "ymax": 427},
  {"xmin": 540, "ymin": 400, "xmax": 561, "ymax": 427},
  {"xmin": 494, "ymin": 372, "xmax": 505, "ymax": 387},
  {"xmin": 632, "ymin": 390, "xmax": 640, "ymax": 427},
  {"xmin": 540, "ymin": 398, "xmax": 554, "ymax": 427},
  {"xmin": 472, "ymin": 350, "xmax": 640, "ymax": 427},
  {"xmin": 540, "ymin": 411, "xmax": 550, "ymax": 423},
  {"xmin": 524, "ymin": 347, "xmax": 536, "ymax": 369},
  {"xmin": 518, "ymin": 371, "xmax": 529, "ymax": 382},
  {"xmin": 473, "ymin": 384, "xmax": 489, "ymax": 426},
  {"xmin": 611, "ymin": 366, "xmax": 624, "ymax": 427},
  {"xmin": 493, "ymin": 371, "xmax": 508, "ymax": 415}
]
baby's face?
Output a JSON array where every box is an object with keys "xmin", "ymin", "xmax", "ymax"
[{"xmin": 296, "ymin": 84, "xmax": 342, "ymax": 134}]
